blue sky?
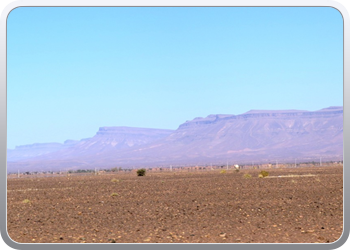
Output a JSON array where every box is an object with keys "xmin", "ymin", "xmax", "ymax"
[{"xmin": 7, "ymin": 7, "xmax": 343, "ymax": 149}]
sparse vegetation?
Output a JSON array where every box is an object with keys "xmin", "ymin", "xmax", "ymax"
[
  {"xmin": 111, "ymin": 178, "xmax": 119, "ymax": 183},
  {"xmin": 259, "ymin": 170, "xmax": 269, "ymax": 178},
  {"xmin": 22, "ymin": 199, "xmax": 30, "ymax": 204},
  {"xmin": 136, "ymin": 168, "xmax": 146, "ymax": 176},
  {"xmin": 7, "ymin": 165, "xmax": 343, "ymax": 243},
  {"xmin": 220, "ymin": 170, "xmax": 227, "ymax": 174},
  {"xmin": 243, "ymin": 173, "xmax": 252, "ymax": 179}
]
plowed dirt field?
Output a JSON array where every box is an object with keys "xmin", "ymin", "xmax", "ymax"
[{"xmin": 7, "ymin": 166, "xmax": 343, "ymax": 243}]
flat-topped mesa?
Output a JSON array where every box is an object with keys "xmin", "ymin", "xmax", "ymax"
[
  {"xmin": 319, "ymin": 106, "xmax": 343, "ymax": 110},
  {"xmin": 64, "ymin": 139, "xmax": 79, "ymax": 145},
  {"xmin": 179, "ymin": 106, "xmax": 343, "ymax": 129},
  {"xmin": 95, "ymin": 126, "xmax": 174, "ymax": 136},
  {"xmin": 241, "ymin": 107, "xmax": 343, "ymax": 119},
  {"xmin": 179, "ymin": 114, "xmax": 232, "ymax": 128},
  {"xmin": 243, "ymin": 109, "xmax": 308, "ymax": 114},
  {"xmin": 75, "ymin": 126, "xmax": 173, "ymax": 147},
  {"xmin": 315, "ymin": 106, "xmax": 343, "ymax": 112},
  {"xmin": 244, "ymin": 106, "xmax": 343, "ymax": 116},
  {"xmin": 7, "ymin": 106, "xmax": 343, "ymax": 171},
  {"xmin": 15, "ymin": 142, "xmax": 63, "ymax": 150}
]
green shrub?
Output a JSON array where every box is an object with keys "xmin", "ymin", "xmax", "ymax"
[
  {"xmin": 243, "ymin": 173, "xmax": 252, "ymax": 179},
  {"xmin": 136, "ymin": 168, "xmax": 146, "ymax": 176},
  {"xmin": 220, "ymin": 170, "xmax": 227, "ymax": 174},
  {"xmin": 259, "ymin": 170, "xmax": 269, "ymax": 178},
  {"xmin": 22, "ymin": 199, "xmax": 30, "ymax": 204},
  {"xmin": 110, "ymin": 193, "xmax": 119, "ymax": 197}
]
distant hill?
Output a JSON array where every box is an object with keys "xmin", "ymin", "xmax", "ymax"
[
  {"xmin": 7, "ymin": 106, "xmax": 343, "ymax": 172},
  {"xmin": 7, "ymin": 127, "xmax": 174, "ymax": 171},
  {"xmin": 7, "ymin": 140, "xmax": 80, "ymax": 162}
]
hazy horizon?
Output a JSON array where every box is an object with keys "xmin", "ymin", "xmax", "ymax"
[
  {"xmin": 7, "ymin": 7, "xmax": 343, "ymax": 149},
  {"xmin": 7, "ymin": 105, "xmax": 343, "ymax": 149}
]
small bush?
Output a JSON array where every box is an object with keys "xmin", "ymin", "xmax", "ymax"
[
  {"xmin": 136, "ymin": 168, "xmax": 146, "ymax": 176},
  {"xmin": 259, "ymin": 170, "xmax": 269, "ymax": 178},
  {"xmin": 243, "ymin": 173, "xmax": 252, "ymax": 179},
  {"xmin": 22, "ymin": 199, "xmax": 30, "ymax": 204},
  {"xmin": 220, "ymin": 170, "xmax": 227, "ymax": 174},
  {"xmin": 111, "ymin": 178, "xmax": 119, "ymax": 183},
  {"xmin": 110, "ymin": 193, "xmax": 119, "ymax": 197}
]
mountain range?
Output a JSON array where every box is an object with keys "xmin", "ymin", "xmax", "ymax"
[{"xmin": 7, "ymin": 106, "xmax": 343, "ymax": 172}]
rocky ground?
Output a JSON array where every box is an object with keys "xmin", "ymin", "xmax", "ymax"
[{"xmin": 7, "ymin": 166, "xmax": 343, "ymax": 243}]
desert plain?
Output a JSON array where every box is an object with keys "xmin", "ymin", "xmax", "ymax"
[{"xmin": 7, "ymin": 165, "xmax": 343, "ymax": 243}]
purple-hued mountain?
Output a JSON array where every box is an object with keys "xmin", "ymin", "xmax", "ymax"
[
  {"xmin": 7, "ymin": 140, "xmax": 80, "ymax": 162},
  {"xmin": 7, "ymin": 127, "xmax": 174, "ymax": 165},
  {"xmin": 7, "ymin": 107, "xmax": 343, "ymax": 172}
]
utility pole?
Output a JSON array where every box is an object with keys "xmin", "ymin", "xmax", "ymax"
[
  {"xmin": 170, "ymin": 165, "xmax": 172, "ymax": 171},
  {"xmin": 320, "ymin": 157, "xmax": 322, "ymax": 166},
  {"xmin": 226, "ymin": 161, "xmax": 228, "ymax": 170},
  {"xmin": 276, "ymin": 160, "xmax": 278, "ymax": 168},
  {"xmin": 17, "ymin": 170, "xmax": 19, "ymax": 178}
]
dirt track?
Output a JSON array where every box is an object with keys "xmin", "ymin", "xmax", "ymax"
[{"xmin": 7, "ymin": 166, "xmax": 343, "ymax": 243}]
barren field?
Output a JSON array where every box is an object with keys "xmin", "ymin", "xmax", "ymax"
[{"xmin": 7, "ymin": 166, "xmax": 343, "ymax": 243}]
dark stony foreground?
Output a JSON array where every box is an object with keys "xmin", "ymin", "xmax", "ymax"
[{"xmin": 7, "ymin": 166, "xmax": 343, "ymax": 243}]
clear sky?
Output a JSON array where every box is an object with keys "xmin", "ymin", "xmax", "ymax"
[{"xmin": 7, "ymin": 7, "xmax": 343, "ymax": 149}]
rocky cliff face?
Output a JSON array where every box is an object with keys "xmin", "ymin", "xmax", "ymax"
[
  {"xmin": 103, "ymin": 106, "xmax": 342, "ymax": 166},
  {"xmin": 51, "ymin": 127, "xmax": 175, "ymax": 159},
  {"xmin": 7, "ymin": 107, "xmax": 343, "ymax": 172}
]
